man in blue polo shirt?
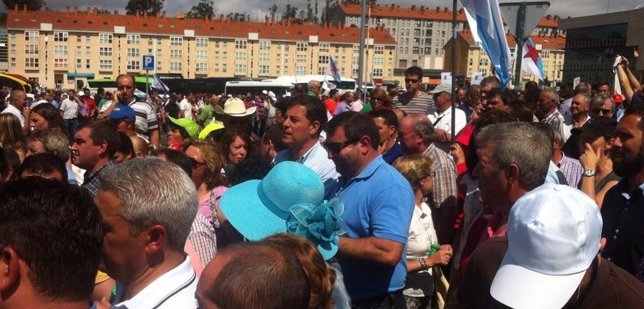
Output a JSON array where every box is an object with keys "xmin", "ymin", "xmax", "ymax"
[{"xmin": 324, "ymin": 111, "xmax": 414, "ymax": 309}]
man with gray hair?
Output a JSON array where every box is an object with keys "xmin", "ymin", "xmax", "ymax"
[
  {"xmin": 537, "ymin": 88, "xmax": 567, "ymax": 143},
  {"xmin": 589, "ymin": 93, "xmax": 616, "ymax": 119},
  {"xmin": 27, "ymin": 128, "xmax": 78, "ymax": 185},
  {"xmin": 398, "ymin": 114, "xmax": 458, "ymax": 244},
  {"xmin": 95, "ymin": 158, "xmax": 198, "ymax": 308},
  {"xmin": 308, "ymin": 79, "xmax": 322, "ymax": 97},
  {"xmin": 449, "ymin": 122, "xmax": 552, "ymax": 308}
]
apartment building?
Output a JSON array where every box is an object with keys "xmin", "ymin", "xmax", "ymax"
[
  {"xmin": 445, "ymin": 30, "xmax": 566, "ymax": 85},
  {"xmin": 6, "ymin": 6, "xmax": 396, "ymax": 89},
  {"xmin": 332, "ymin": 3, "xmax": 562, "ymax": 79}
]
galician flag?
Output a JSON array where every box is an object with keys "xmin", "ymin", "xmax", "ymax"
[
  {"xmin": 461, "ymin": 0, "xmax": 513, "ymax": 89},
  {"xmin": 328, "ymin": 57, "xmax": 342, "ymax": 84},
  {"xmin": 522, "ymin": 38, "xmax": 544, "ymax": 81},
  {"xmin": 152, "ymin": 74, "xmax": 170, "ymax": 93}
]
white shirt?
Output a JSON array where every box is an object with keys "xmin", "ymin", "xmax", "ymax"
[
  {"xmin": 179, "ymin": 98, "xmax": 193, "ymax": 120},
  {"xmin": 428, "ymin": 107, "xmax": 467, "ymax": 152},
  {"xmin": 406, "ymin": 201, "xmax": 438, "ymax": 260},
  {"xmin": 351, "ymin": 99, "xmax": 364, "ymax": 112},
  {"xmin": 275, "ymin": 140, "xmax": 339, "ymax": 199},
  {"xmin": 112, "ymin": 256, "xmax": 198, "ymax": 309},
  {"xmin": 1, "ymin": 104, "xmax": 24, "ymax": 126},
  {"xmin": 59, "ymin": 98, "xmax": 79, "ymax": 120}
]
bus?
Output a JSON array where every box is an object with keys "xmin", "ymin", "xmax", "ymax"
[
  {"xmin": 225, "ymin": 80, "xmax": 293, "ymax": 97},
  {"xmin": 272, "ymin": 75, "xmax": 357, "ymax": 94},
  {"xmin": 86, "ymin": 76, "xmax": 152, "ymax": 93}
]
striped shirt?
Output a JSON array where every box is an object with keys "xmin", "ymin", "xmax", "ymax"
[
  {"xmin": 393, "ymin": 91, "xmax": 435, "ymax": 115},
  {"xmin": 558, "ymin": 153, "xmax": 583, "ymax": 188},
  {"xmin": 128, "ymin": 99, "xmax": 159, "ymax": 139},
  {"xmin": 423, "ymin": 143, "xmax": 458, "ymax": 209},
  {"xmin": 188, "ymin": 212, "xmax": 217, "ymax": 267}
]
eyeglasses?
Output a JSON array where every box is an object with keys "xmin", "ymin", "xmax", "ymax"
[
  {"xmin": 190, "ymin": 157, "xmax": 206, "ymax": 169},
  {"xmin": 405, "ymin": 78, "xmax": 420, "ymax": 84},
  {"xmin": 322, "ymin": 137, "xmax": 361, "ymax": 154},
  {"xmin": 591, "ymin": 108, "xmax": 612, "ymax": 115}
]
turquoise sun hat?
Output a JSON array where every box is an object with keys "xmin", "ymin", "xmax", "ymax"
[{"xmin": 219, "ymin": 161, "xmax": 346, "ymax": 260}]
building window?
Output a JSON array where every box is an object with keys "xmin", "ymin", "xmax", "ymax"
[
  {"xmin": 54, "ymin": 31, "xmax": 68, "ymax": 42},
  {"xmin": 170, "ymin": 62, "xmax": 182, "ymax": 71},
  {"xmin": 374, "ymin": 45, "xmax": 384, "ymax": 54},
  {"xmin": 296, "ymin": 42, "xmax": 307, "ymax": 52},
  {"xmin": 196, "ymin": 50, "xmax": 207, "ymax": 59},
  {"xmin": 196, "ymin": 37, "xmax": 208, "ymax": 47},
  {"xmin": 100, "ymin": 59, "xmax": 113, "ymax": 70},
  {"xmin": 170, "ymin": 36, "xmax": 183, "ymax": 46},
  {"xmin": 374, "ymin": 57, "xmax": 384, "ymax": 66},
  {"xmin": 25, "ymin": 44, "xmax": 38, "ymax": 54},
  {"xmin": 126, "ymin": 35, "xmax": 141, "ymax": 45},
  {"xmin": 319, "ymin": 43, "xmax": 330, "ymax": 53},
  {"xmin": 10, "ymin": 57, "xmax": 16, "ymax": 67},
  {"xmin": 86, "ymin": 59, "xmax": 91, "ymax": 69},
  {"xmin": 54, "ymin": 58, "xmax": 67, "ymax": 69},
  {"xmin": 127, "ymin": 60, "xmax": 140, "ymax": 70},
  {"xmin": 234, "ymin": 64, "xmax": 246, "ymax": 74},
  {"xmin": 235, "ymin": 51, "xmax": 247, "ymax": 61},
  {"xmin": 196, "ymin": 63, "xmax": 208, "ymax": 73},
  {"xmin": 99, "ymin": 33, "xmax": 112, "ymax": 44},
  {"xmin": 25, "ymin": 31, "xmax": 39, "ymax": 41},
  {"xmin": 235, "ymin": 39, "xmax": 247, "ymax": 49},
  {"xmin": 259, "ymin": 40, "xmax": 271, "ymax": 50},
  {"xmin": 259, "ymin": 52, "xmax": 270, "ymax": 62},
  {"xmin": 25, "ymin": 57, "xmax": 39, "ymax": 68},
  {"xmin": 98, "ymin": 47, "xmax": 112, "ymax": 57},
  {"xmin": 54, "ymin": 45, "xmax": 68, "ymax": 56},
  {"xmin": 76, "ymin": 59, "xmax": 82, "ymax": 69},
  {"xmin": 259, "ymin": 65, "xmax": 270, "ymax": 75},
  {"xmin": 126, "ymin": 48, "xmax": 139, "ymax": 58},
  {"xmin": 295, "ymin": 66, "xmax": 306, "ymax": 75},
  {"xmin": 170, "ymin": 49, "xmax": 182, "ymax": 58},
  {"xmin": 318, "ymin": 55, "xmax": 329, "ymax": 64},
  {"xmin": 296, "ymin": 54, "xmax": 307, "ymax": 63},
  {"xmin": 157, "ymin": 61, "xmax": 162, "ymax": 71}
]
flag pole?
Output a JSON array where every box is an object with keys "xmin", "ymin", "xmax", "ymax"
[
  {"xmin": 513, "ymin": 2, "xmax": 527, "ymax": 88},
  {"xmin": 451, "ymin": 0, "xmax": 457, "ymax": 143}
]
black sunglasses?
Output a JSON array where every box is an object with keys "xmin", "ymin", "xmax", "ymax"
[
  {"xmin": 190, "ymin": 157, "xmax": 206, "ymax": 169},
  {"xmin": 322, "ymin": 137, "xmax": 361, "ymax": 154}
]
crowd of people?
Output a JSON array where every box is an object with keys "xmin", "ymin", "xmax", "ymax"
[{"xmin": 0, "ymin": 63, "xmax": 643, "ymax": 309}]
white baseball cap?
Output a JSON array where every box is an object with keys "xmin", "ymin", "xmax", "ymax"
[{"xmin": 490, "ymin": 184, "xmax": 602, "ymax": 309}]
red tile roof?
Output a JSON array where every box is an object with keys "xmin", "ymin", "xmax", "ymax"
[
  {"xmin": 457, "ymin": 30, "xmax": 565, "ymax": 49},
  {"xmin": 338, "ymin": 3, "xmax": 559, "ymax": 28},
  {"xmin": 339, "ymin": 3, "xmax": 467, "ymax": 22},
  {"xmin": 7, "ymin": 7, "xmax": 396, "ymax": 45}
]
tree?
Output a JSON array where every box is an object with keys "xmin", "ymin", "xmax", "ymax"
[
  {"xmin": 282, "ymin": 3, "xmax": 297, "ymax": 20},
  {"xmin": 125, "ymin": 0, "xmax": 163, "ymax": 16},
  {"xmin": 187, "ymin": 0, "xmax": 214, "ymax": 19},
  {"xmin": 1, "ymin": 0, "xmax": 44, "ymax": 10},
  {"xmin": 269, "ymin": 4, "xmax": 278, "ymax": 22}
]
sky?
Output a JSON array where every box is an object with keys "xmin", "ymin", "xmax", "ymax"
[{"xmin": 4, "ymin": 0, "xmax": 644, "ymax": 21}]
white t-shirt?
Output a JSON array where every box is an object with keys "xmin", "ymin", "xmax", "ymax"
[
  {"xmin": 59, "ymin": 98, "xmax": 79, "ymax": 120},
  {"xmin": 179, "ymin": 99, "xmax": 193, "ymax": 120}
]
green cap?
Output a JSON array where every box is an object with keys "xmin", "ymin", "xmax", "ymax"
[{"xmin": 168, "ymin": 116, "xmax": 199, "ymax": 139}]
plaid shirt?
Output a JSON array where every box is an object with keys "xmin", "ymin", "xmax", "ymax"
[
  {"xmin": 557, "ymin": 153, "xmax": 583, "ymax": 188},
  {"xmin": 81, "ymin": 160, "xmax": 117, "ymax": 198},
  {"xmin": 188, "ymin": 212, "xmax": 217, "ymax": 267},
  {"xmin": 423, "ymin": 143, "xmax": 458, "ymax": 209}
]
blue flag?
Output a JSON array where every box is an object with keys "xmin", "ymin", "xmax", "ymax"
[
  {"xmin": 328, "ymin": 57, "xmax": 342, "ymax": 84},
  {"xmin": 461, "ymin": 0, "xmax": 512, "ymax": 89},
  {"xmin": 152, "ymin": 74, "xmax": 169, "ymax": 93}
]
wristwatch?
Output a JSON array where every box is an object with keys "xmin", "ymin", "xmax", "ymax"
[{"xmin": 582, "ymin": 169, "xmax": 596, "ymax": 177}]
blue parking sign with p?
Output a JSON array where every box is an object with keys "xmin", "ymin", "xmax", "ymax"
[{"xmin": 143, "ymin": 55, "xmax": 154, "ymax": 70}]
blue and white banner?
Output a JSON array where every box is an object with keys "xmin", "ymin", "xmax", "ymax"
[
  {"xmin": 461, "ymin": 0, "xmax": 513, "ymax": 89},
  {"xmin": 152, "ymin": 74, "xmax": 170, "ymax": 93},
  {"xmin": 522, "ymin": 38, "xmax": 544, "ymax": 81}
]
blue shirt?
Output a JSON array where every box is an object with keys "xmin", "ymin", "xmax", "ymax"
[
  {"xmin": 336, "ymin": 156, "xmax": 414, "ymax": 300},
  {"xmin": 275, "ymin": 140, "xmax": 339, "ymax": 199},
  {"xmin": 382, "ymin": 141, "xmax": 405, "ymax": 165}
]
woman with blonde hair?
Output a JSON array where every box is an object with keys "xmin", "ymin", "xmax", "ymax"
[
  {"xmin": 184, "ymin": 140, "xmax": 229, "ymax": 227},
  {"xmin": 265, "ymin": 234, "xmax": 336, "ymax": 309},
  {"xmin": 393, "ymin": 154, "xmax": 453, "ymax": 309},
  {"xmin": 0, "ymin": 114, "xmax": 27, "ymax": 162}
]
